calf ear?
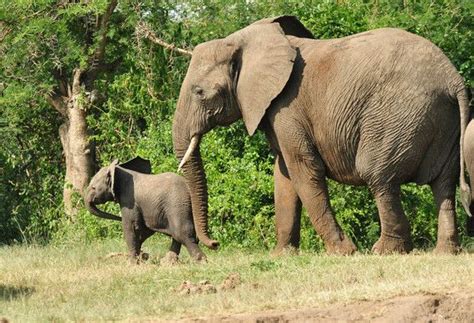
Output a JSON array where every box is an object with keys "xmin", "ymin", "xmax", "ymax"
[
  {"xmin": 119, "ymin": 156, "xmax": 152, "ymax": 174},
  {"xmin": 108, "ymin": 159, "xmax": 119, "ymax": 199}
]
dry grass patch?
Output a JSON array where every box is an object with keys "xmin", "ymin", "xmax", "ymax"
[{"xmin": 0, "ymin": 238, "xmax": 473, "ymax": 321}]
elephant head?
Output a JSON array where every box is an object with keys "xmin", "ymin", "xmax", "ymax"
[
  {"xmin": 172, "ymin": 16, "xmax": 314, "ymax": 249},
  {"xmin": 84, "ymin": 156, "xmax": 152, "ymax": 221}
]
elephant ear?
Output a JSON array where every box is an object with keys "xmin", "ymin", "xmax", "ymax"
[
  {"xmin": 252, "ymin": 15, "xmax": 314, "ymax": 39},
  {"xmin": 227, "ymin": 23, "xmax": 296, "ymax": 135},
  {"xmin": 108, "ymin": 159, "xmax": 119, "ymax": 200},
  {"xmin": 119, "ymin": 156, "xmax": 152, "ymax": 174}
]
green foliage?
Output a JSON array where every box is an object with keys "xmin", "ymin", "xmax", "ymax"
[
  {"xmin": 203, "ymin": 123, "xmax": 275, "ymax": 249},
  {"xmin": 0, "ymin": 92, "xmax": 63, "ymax": 244},
  {"xmin": 1, "ymin": 0, "xmax": 473, "ymax": 251}
]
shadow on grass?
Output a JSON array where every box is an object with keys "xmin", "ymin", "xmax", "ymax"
[{"xmin": 0, "ymin": 284, "xmax": 35, "ymax": 300}]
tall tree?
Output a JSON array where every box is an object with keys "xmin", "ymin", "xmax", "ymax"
[{"xmin": 1, "ymin": 0, "xmax": 119, "ymax": 215}]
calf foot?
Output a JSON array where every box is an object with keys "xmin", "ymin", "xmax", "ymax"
[
  {"xmin": 160, "ymin": 251, "xmax": 180, "ymax": 266},
  {"xmin": 192, "ymin": 252, "xmax": 207, "ymax": 263},
  {"xmin": 128, "ymin": 250, "xmax": 149, "ymax": 265},
  {"xmin": 372, "ymin": 235, "xmax": 412, "ymax": 254}
]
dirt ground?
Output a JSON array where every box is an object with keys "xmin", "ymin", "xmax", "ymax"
[{"xmin": 181, "ymin": 290, "xmax": 474, "ymax": 322}]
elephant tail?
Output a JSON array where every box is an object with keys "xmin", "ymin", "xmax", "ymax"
[{"xmin": 458, "ymin": 86, "xmax": 472, "ymax": 217}]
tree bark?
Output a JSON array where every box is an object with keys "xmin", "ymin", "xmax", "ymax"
[
  {"xmin": 136, "ymin": 21, "xmax": 193, "ymax": 56},
  {"xmin": 49, "ymin": 69, "xmax": 94, "ymax": 216}
]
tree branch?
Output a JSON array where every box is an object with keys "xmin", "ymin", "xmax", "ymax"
[
  {"xmin": 52, "ymin": 68, "xmax": 69, "ymax": 97},
  {"xmin": 92, "ymin": 0, "xmax": 117, "ymax": 64},
  {"xmin": 85, "ymin": 0, "xmax": 118, "ymax": 82},
  {"xmin": 136, "ymin": 21, "xmax": 193, "ymax": 56},
  {"xmin": 45, "ymin": 93, "xmax": 67, "ymax": 117},
  {"xmin": 71, "ymin": 68, "xmax": 82, "ymax": 96}
]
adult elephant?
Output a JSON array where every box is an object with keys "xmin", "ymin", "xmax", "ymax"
[{"xmin": 172, "ymin": 16, "xmax": 471, "ymax": 254}]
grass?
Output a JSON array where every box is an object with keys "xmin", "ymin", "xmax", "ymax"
[{"xmin": 1, "ymin": 236, "xmax": 473, "ymax": 321}]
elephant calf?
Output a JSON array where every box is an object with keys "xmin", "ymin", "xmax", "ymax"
[
  {"xmin": 463, "ymin": 119, "xmax": 474, "ymax": 236},
  {"xmin": 85, "ymin": 156, "xmax": 205, "ymax": 262}
]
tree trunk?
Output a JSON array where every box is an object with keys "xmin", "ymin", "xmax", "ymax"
[{"xmin": 52, "ymin": 69, "xmax": 94, "ymax": 217}]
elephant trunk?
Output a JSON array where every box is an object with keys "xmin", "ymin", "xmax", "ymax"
[
  {"xmin": 85, "ymin": 198, "xmax": 121, "ymax": 222},
  {"xmin": 173, "ymin": 120, "xmax": 219, "ymax": 250}
]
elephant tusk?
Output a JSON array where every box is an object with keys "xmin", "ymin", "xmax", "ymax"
[{"xmin": 178, "ymin": 136, "xmax": 199, "ymax": 172}]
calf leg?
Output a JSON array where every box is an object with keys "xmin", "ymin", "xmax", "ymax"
[
  {"xmin": 169, "ymin": 238, "xmax": 182, "ymax": 255},
  {"xmin": 122, "ymin": 221, "xmax": 141, "ymax": 262},
  {"xmin": 122, "ymin": 211, "xmax": 153, "ymax": 263},
  {"xmin": 183, "ymin": 238, "xmax": 206, "ymax": 262}
]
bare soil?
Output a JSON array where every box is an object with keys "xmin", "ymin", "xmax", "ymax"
[{"xmin": 181, "ymin": 290, "xmax": 474, "ymax": 322}]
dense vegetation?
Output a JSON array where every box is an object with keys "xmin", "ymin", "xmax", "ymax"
[{"xmin": 1, "ymin": 0, "xmax": 473, "ymax": 251}]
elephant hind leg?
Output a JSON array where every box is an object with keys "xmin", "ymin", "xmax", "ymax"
[
  {"xmin": 371, "ymin": 185, "xmax": 413, "ymax": 254},
  {"xmin": 430, "ymin": 171, "xmax": 459, "ymax": 254},
  {"xmin": 273, "ymin": 154, "xmax": 302, "ymax": 255}
]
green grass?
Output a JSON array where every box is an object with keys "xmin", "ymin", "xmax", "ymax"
[{"xmin": 1, "ymin": 237, "xmax": 473, "ymax": 321}]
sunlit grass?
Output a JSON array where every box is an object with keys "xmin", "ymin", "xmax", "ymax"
[{"xmin": 1, "ymin": 237, "xmax": 473, "ymax": 321}]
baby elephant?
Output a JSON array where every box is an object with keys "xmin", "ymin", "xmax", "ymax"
[
  {"xmin": 463, "ymin": 120, "xmax": 474, "ymax": 236},
  {"xmin": 85, "ymin": 157, "xmax": 206, "ymax": 262}
]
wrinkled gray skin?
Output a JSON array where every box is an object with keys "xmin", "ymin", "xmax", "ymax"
[
  {"xmin": 85, "ymin": 157, "xmax": 205, "ymax": 261},
  {"xmin": 172, "ymin": 16, "xmax": 472, "ymax": 255},
  {"xmin": 463, "ymin": 119, "xmax": 474, "ymax": 236}
]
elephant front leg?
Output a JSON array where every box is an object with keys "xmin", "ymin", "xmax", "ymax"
[
  {"xmin": 371, "ymin": 186, "xmax": 413, "ymax": 254},
  {"xmin": 136, "ymin": 227, "xmax": 154, "ymax": 261},
  {"xmin": 273, "ymin": 154, "xmax": 302, "ymax": 255},
  {"xmin": 281, "ymin": 148, "xmax": 356, "ymax": 255},
  {"xmin": 122, "ymin": 212, "xmax": 146, "ymax": 263}
]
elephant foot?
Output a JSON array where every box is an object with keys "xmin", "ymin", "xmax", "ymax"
[
  {"xmin": 271, "ymin": 245, "xmax": 299, "ymax": 257},
  {"xmin": 372, "ymin": 235, "xmax": 412, "ymax": 255},
  {"xmin": 325, "ymin": 235, "xmax": 357, "ymax": 255},
  {"xmin": 434, "ymin": 240, "xmax": 460, "ymax": 254},
  {"xmin": 160, "ymin": 251, "xmax": 180, "ymax": 266},
  {"xmin": 192, "ymin": 252, "xmax": 207, "ymax": 263},
  {"xmin": 129, "ymin": 252, "xmax": 149, "ymax": 265}
]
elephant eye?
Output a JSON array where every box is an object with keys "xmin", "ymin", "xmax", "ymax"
[
  {"xmin": 230, "ymin": 60, "xmax": 237, "ymax": 77},
  {"xmin": 192, "ymin": 86, "xmax": 205, "ymax": 100}
]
